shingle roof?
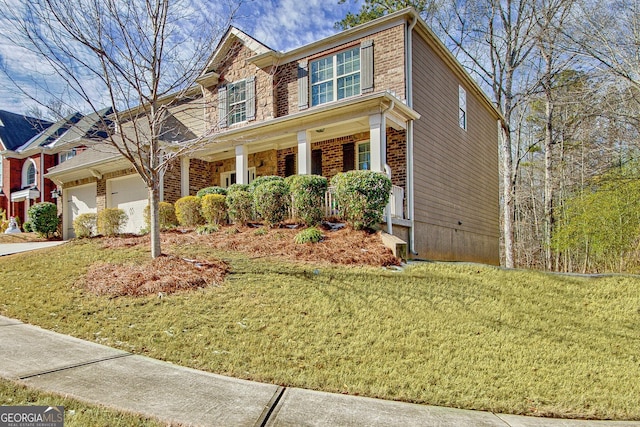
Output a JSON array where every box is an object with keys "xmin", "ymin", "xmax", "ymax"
[
  {"xmin": 16, "ymin": 112, "xmax": 83, "ymax": 153},
  {"xmin": 50, "ymin": 107, "xmax": 113, "ymax": 147},
  {"xmin": 0, "ymin": 110, "xmax": 52, "ymax": 151}
]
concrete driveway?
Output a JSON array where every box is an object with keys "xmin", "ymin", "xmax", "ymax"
[{"xmin": 0, "ymin": 241, "xmax": 66, "ymax": 256}]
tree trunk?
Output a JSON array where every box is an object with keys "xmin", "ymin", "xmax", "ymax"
[
  {"xmin": 543, "ymin": 90, "xmax": 554, "ymax": 271},
  {"xmin": 149, "ymin": 183, "xmax": 161, "ymax": 258},
  {"xmin": 501, "ymin": 124, "xmax": 516, "ymax": 268}
]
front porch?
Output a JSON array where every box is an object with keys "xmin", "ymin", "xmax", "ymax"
[{"xmin": 175, "ymin": 92, "xmax": 419, "ymax": 221}]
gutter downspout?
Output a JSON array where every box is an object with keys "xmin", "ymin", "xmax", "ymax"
[
  {"xmin": 382, "ymin": 100, "xmax": 394, "ymax": 236},
  {"xmin": 406, "ymin": 15, "xmax": 418, "ymax": 255},
  {"xmin": 40, "ymin": 149, "xmax": 45, "ymax": 203}
]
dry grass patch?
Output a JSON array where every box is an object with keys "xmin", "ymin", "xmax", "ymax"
[{"xmin": 83, "ymin": 254, "xmax": 228, "ymax": 297}]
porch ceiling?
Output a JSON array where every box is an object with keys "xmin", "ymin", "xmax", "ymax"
[{"xmin": 194, "ymin": 91, "xmax": 419, "ymax": 162}]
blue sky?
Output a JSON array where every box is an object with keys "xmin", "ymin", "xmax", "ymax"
[{"xmin": 0, "ymin": 0, "xmax": 362, "ymax": 116}]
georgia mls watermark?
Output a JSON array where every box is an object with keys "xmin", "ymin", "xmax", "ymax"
[{"xmin": 0, "ymin": 406, "xmax": 64, "ymax": 427}]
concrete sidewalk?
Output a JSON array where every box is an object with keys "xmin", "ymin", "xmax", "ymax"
[
  {"xmin": 0, "ymin": 241, "xmax": 66, "ymax": 256},
  {"xmin": 0, "ymin": 316, "xmax": 637, "ymax": 427}
]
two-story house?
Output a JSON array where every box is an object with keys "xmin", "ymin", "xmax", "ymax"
[
  {"xmin": 0, "ymin": 110, "xmax": 52, "ymax": 222},
  {"xmin": 0, "ymin": 109, "xmax": 111, "ymax": 224},
  {"xmin": 46, "ymin": 8, "xmax": 501, "ymax": 264}
]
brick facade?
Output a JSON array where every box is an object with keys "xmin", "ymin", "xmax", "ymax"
[
  {"xmin": 162, "ymin": 159, "xmax": 182, "ymax": 203},
  {"xmin": 189, "ymin": 159, "xmax": 214, "ymax": 195}
]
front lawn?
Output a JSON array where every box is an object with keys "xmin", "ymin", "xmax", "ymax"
[
  {"xmin": 1, "ymin": 232, "xmax": 639, "ymax": 420},
  {"xmin": 0, "ymin": 378, "xmax": 173, "ymax": 426}
]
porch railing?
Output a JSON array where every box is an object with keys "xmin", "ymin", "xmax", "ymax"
[{"xmin": 322, "ymin": 185, "xmax": 404, "ymax": 220}]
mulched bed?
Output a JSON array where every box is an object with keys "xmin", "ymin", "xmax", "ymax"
[
  {"xmin": 83, "ymin": 254, "xmax": 228, "ymax": 297},
  {"xmin": 88, "ymin": 224, "xmax": 399, "ymax": 297}
]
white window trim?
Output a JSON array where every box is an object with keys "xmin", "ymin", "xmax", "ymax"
[
  {"xmin": 357, "ymin": 140, "xmax": 371, "ymax": 171},
  {"xmin": 311, "ymin": 47, "xmax": 361, "ymax": 107},
  {"xmin": 22, "ymin": 159, "xmax": 37, "ymax": 188},
  {"xmin": 221, "ymin": 167, "xmax": 256, "ymax": 188},
  {"xmin": 459, "ymin": 85, "xmax": 467, "ymax": 130},
  {"xmin": 228, "ymin": 80, "xmax": 247, "ymax": 126}
]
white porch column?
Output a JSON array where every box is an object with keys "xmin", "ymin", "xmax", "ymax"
[
  {"xmin": 235, "ymin": 145, "xmax": 249, "ymax": 185},
  {"xmin": 369, "ymin": 113, "xmax": 387, "ymax": 172},
  {"xmin": 180, "ymin": 157, "xmax": 190, "ymax": 197},
  {"xmin": 297, "ymin": 130, "xmax": 312, "ymax": 175}
]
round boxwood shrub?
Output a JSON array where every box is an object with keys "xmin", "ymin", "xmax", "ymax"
[
  {"xmin": 73, "ymin": 213, "xmax": 97, "ymax": 238},
  {"xmin": 330, "ymin": 170, "xmax": 392, "ymax": 230},
  {"xmin": 27, "ymin": 202, "xmax": 59, "ymax": 238},
  {"xmin": 248, "ymin": 175, "xmax": 283, "ymax": 193},
  {"xmin": 196, "ymin": 186, "xmax": 227, "ymax": 198},
  {"xmin": 253, "ymin": 179, "xmax": 290, "ymax": 227},
  {"xmin": 294, "ymin": 226, "xmax": 324, "ymax": 244},
  {"xmin": 227, "ymin": 183, "xmax": 250, "ymax": 194},
  {"xmin": 97, "ymin": 208, "xmax": 128, "ymax": 236},
  {"xmin": 226, "ymin": 189, "xmax": 253, "ymax": 225},
  {"xmin": 144, "ymin": 202, "xmax": 178, "ymax": 231},
  {"xmin": 22, "ymin": 222, "xmax": 33, "ymax": 233},
  {"xmin": 201, "ymin": 194, "xmax": 227, "ymax": 225},
  {"xmin": 174, "ymin": 196, "xmax": 204, "ymax": 227},
  {"xmin": 287, "ymin": 175, "xmax": 328, "ymax": 226}
]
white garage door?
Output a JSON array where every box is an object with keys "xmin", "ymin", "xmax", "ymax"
[
  {"xmin": 107, "ymin": 175, "xmax": 148, "ymax": 234},
  {"xmin": 65, "ymin": 183, "xmax": 97, "ymax": 239}
]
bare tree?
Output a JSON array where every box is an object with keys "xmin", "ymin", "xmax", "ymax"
[
  {"xmin": 436, "ymin": 0, "xmax": 539, "ymax": 268},
  {"xmin": 1, "ymin": 0, "xmax": 240, "ymax": 258}
]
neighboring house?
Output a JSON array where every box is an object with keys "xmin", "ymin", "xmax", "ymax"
[
  {"xmin": 46, "ymin": 8, "xmax": 501, "ymax": 264},
  {"xmin": 0, "ymin": 109, "xmax": 111, "ymax": 224},
  {"xmin": 0, "ymin": 110, "xmax": 52, "ymax": 221}
]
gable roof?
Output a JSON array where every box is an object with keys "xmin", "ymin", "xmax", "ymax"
[
  {"xmin": 203, "ymin": 26, "xmax": 274, "ymax": 75},
  {"xmin": 16, "ymin": 112, "xmax": 83, "ymax": 153},
  {"xmin": 0, "ymin": 110, "xmax": 52, "ymax": 151},
  {"xmin": 47, "ymin": 107, "xmax": 113, "ymax": 149}
]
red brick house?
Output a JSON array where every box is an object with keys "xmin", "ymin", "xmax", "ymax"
[
  {"xmin": 0, "ymin": 110, "xmax": 110, "ymax": 224},
  {"xmin": 47, "ymin": 8, "xmax": 502, "ymax": 264}
]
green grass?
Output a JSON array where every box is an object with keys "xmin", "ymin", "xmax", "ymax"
[
  {"xmin": 1, "ymin": 239, "xmax": 639, "ymax": 420},
  {"xmin": 0, "ymin": 378, "xmax": 171, "ymax": 426}
]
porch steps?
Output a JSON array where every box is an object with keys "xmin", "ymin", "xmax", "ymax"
[{"xmin": 380, "ymin": 231, "xmax": 407, "ymax": 262}]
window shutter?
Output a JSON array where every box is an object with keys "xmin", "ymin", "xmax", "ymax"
[
  {"xmin": 298, "ymin": 60, "xmax": 309, "ymax": 110},
  {"xmin": 218, "ymin": 85, "xmax": 228, "ymax": 128},
  {"xmin": 361, "ymin": 40, "xmax": 374, "ymax": 93},
  {"xmin": 342, "ymin": 143, "xmax": 355, "ymax": 172},
  {"xmin": 246, "ymin": 77, "xmax": 256, "ymax": 121}
]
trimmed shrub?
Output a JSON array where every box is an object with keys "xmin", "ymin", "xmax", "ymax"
[
  {"xmin": 174, "ymin": 196, "xmax": 204, "ymax": 227},
  {"xmin": 248, "ymin": 175, "xmax": 283, "ymax": 193},
  {"xmin": 73, "ymin": 213, "xmax": 97, "ymax": 238},
  {"xmin": 331, "ymin": 170, "xmax": 392, "ymax": 230},
  {"xmin": 143, "ymin": 202, "xmax": 178, "ymax": 230},
  {"xmin": 253, "ymin": 179, "xmax": 290, "ymax": 227},
  {"xmin": 226, "ymin": 189, "xmax": 253, "ymax": 225},
  {"xmin": 97, "ymin": 208, "xmax": 128, "ymax": 236},
  {"xmin": 227, "ymin": 183, "xmax": 250, "ymax": 194},
  {"xmin": 27, "ymin": 202, "xmax": 59, "ymax": 238},
  {"xmin": 294, "ymin": 227, "xmax": 324, "ymax": 244},
  {"xmin": 23, "ymin": 222, "xmax": 33, "ymax": 233},
  {"xmin": 287, "ymin": 175, "xmax": 328, "ymax": 226},
  {"xmin": 196, "ymin": 186, "xmax": 227, "ymax": 198},
  {"xmin": 201, "ymin": 194, "xmax": 227, "ymax": 225}
]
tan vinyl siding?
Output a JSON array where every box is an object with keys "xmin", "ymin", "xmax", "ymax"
[{"xmin": 411, "ymin": 31, "xmax": 500, "ymax": 264}]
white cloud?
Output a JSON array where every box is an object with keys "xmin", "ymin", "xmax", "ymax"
[{"xmin": 237, "ymin": 0, "xmax": 361, "ymax": 51}]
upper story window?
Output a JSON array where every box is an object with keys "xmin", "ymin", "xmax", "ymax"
[
  {"xmin": 228, "ymin": 80, "xmax": 247, "ymax": 125},
  {"xmin": 22, "ymin": 159, "xmax": 36, "ymax": 188},
  {"xmin": 219, "ymin": 77, "xmax": 256, "ymax": 128},
  {"xmin": 459, "ymin": 85, "xmax": 467, "ymax": 130},
  {"xmin": 299, "ymin": 41, "xmax": 373, "ymax": 111},
  {"xmin": 311, "ymin": 47, "xmax": 361, "ymax": 107},
  {"xmin": 59, "ymin": 149, "xmax": 76, "ymax": 164}
]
